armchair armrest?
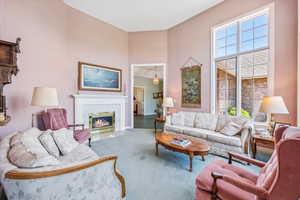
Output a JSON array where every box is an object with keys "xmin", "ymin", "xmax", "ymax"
[
  {"xmin": 211, "ymin": 172, "xmax": 268, "ymax": 199},
  {"xmin": 68, "ymin": 124, "xmax": 84, "ymax": 130},
  {"xmin": 228, "ymin": 152, "xmax": 265, "ymax": 168}
]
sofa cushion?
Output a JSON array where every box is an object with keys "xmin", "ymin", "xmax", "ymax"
[
  {"xmin": 183, "ymin": 112, "xmax": 196, "ymax": 127},
  {"xmin": 171, "ymin": 112, "xmax": 184, "ymax": 126},
  {"xmin": 220, "ymin": 122, "xmax": 242, "ymax": 136},
  {"xmin": 52, "ymin": 128, "xmax": 79, "ymax": 155},
  {"xmin": 39, "ymin": 130, "xmax": 60, "ymax": 158},
  {"xmin": 59, "ymin": 144, "xmax": 98, "ymax": 164},
  {"xmin": 194, "ymin": 113, "xmax": 218, "ymax": 131},
  {"xmin": 207, "ymin": 132, "xmax": 242, "ymax": 147},
  {"xmin": 165, "ymin": 124, "xmax": 185, "ymax": 134},
  {"xmin": 183, "ymin": 127, "xmax": 216, "ymax": 139}
]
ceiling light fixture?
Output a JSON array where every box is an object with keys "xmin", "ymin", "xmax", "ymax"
[{"xmin": 153, "ymin": 67, "xmax": 159, "ymax": 85}]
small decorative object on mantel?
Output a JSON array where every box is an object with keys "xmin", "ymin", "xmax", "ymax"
[
  {"xmin": 181, "ymin": 57, "xmax": 202, "ymax": 108},
  {"xmin": 0, "ymin": 38, "xmax": 21, "ymax": 125},
  {"xmin": 78, "ymin": 62, "xmax": 122, "ymax": 92}
]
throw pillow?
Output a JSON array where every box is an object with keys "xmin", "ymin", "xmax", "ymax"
[
  {"xmin": 8, "ymin": 128, "xmax": 60, "ymax": 168},
  {"xmin": 220, "ymin": 122, "xmax": 242, "ymax": 136},
  {"xmin": 216, "ymin": 115, "xmax": 231, "ymax": 132},
  {"xmin": 10, "ymin": 131, "xmax": 23, "ymax": 146},
  {"xmin": 52, "ymin": 128, "xmax": 79, "ymax": 155},
  {"xmin": 39, "ymin": 130, "xmax": 60, "ymax": 158},
  {"xmin": 8, "ymin": 143, "xmax": 59, "ymax": 168}
]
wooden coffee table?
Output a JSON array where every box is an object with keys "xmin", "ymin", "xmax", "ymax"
[{"xmin": 155, "ymin": 132, "xmax": 210, "ymax": 172}]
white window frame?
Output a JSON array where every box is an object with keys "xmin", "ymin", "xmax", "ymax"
[{"xmin": 210, "ymin": 3, "xmax": 275, "ymax": 117}]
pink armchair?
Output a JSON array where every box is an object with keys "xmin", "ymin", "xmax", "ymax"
[
  {"xmin": 41, "ymin": 108, "xmax": 91, "ymax": 147},
  {"xmin": 195, "ymin": 126, "xmax": 300, "ymax": 200}
]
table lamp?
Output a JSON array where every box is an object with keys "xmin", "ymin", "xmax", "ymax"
[
  {"xmin": 259, "ymin": 96, "xmax": 289, "ymax": 133},
  {"xmin": 163, "ymin": 97, "xmax": 174, "ymax": 115},
  {"xmin": 31, "ymin": 87, "xmax": 58, "ymax": 127}
]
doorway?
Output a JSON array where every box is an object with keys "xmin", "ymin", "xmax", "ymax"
[{"xmin": 131, "ymin": 63, "xmax": 167, "ymax": 129}]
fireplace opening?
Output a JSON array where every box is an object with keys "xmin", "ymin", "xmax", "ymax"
[{"xmin": 89, "ymin": 112, "xmax": 115, "ymax": 134}]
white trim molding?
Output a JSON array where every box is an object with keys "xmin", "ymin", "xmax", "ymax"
[
  {"xmin": 72, "ymin": 94, "xmax": 127, "ymax": 134},
  {"xmin": 130, "ymin": 63, "xmax": 167, "ymax": 128},
  {"xmin": 210, "ymin": 3, "xmax": 275, "ymax": 116},
  {"xmin": 298, "ymin": 0, "xmax": 300, "ymax": 126}
]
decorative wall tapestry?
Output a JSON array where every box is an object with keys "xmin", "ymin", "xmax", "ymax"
[
  {"xmin": 78, "ymin": 62, "xmax": 122, "ymax": 92},
  {"xmin": 181, "ymin": 57, "xmax": 202, "ymax": 108}
]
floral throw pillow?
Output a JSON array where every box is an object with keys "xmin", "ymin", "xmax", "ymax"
[
  {"xmin": 39, "ymin": 130, "xmax": 60, "ymax": 158},
  {"xmin": 52, "ymin": 128, "xmax": 79, "ymax": 155}
]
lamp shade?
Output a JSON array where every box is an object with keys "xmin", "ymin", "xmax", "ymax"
[
  {"xmin": 31, "ymin": 87, "xmax": 58, "ymax": 107},
  {"xmin": 153, "ymin": 76, "xmax": 160, "ymax": 85},
  {"xmin": 259, "ymin": 96, "xmax": 289, "ymax": 114},
  {"xmin": 163, "ymin": 97, "xmax": 174, "ymax": 108}
]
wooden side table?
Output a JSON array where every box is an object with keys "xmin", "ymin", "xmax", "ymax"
[
  {"xmin": 251, "ymin": 134, "xmax": 275, "ymax": 158},
  {"xmin": 154, "ymin": 117, "xmax": 165, "ymax": 134}
]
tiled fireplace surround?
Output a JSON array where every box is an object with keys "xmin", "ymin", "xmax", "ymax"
[{"xmin": 72, "ymin": 94, "xmax": 127, "ymax": 141}]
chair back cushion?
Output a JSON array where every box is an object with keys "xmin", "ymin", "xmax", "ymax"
[
  {"xmin": 43, "ymin": 108, "xmax": 69, "ymax": 130},
  {"xmin": 194, "ymin": 113, "xmax": 218, "ymax": 130},
  {"xmin": 256, "ymin": 152, "xmax": 277, "ymax": 190},
  {"xmin": 171, "ymin": 112, "xmax": 184, "ymax": 126},
  {"xmin": 183, "ymin": 112, "xmax": 196, "ymax": 127},
  {"xmin": 257, "ymin": 127, "xmax": 300, "ymax": 194}
]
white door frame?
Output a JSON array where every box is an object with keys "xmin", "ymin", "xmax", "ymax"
[
  {"xmin": 130, "ymin": 63, "xmax": 167, "ymax": 128},
  {"xmin": 133, "ymin": 86, "xmax": 145, "ymax": 115}
]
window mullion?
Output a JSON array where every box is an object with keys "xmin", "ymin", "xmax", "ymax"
[{"xmin": 236, "ymin": 21, "xmax": 241, "ymax": 116}]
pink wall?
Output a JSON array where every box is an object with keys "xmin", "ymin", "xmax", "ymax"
[
  {"xmin": 128, "ymin": 31, "xmax": 168, "ymax": 64},
  {"xmin": 167, "ymin": 0, "xmax": 298, "ymax": 125},
  {"xmin": 274, "ymin": 0, "xmax": 298, "ymax": 124},
  {"xmin": 0, "ymin": 0, "xmax": 129, "ymax": 137},
  {"xmin": 0, "ymin": 0, "xmax": 297, "ymax": 136}
]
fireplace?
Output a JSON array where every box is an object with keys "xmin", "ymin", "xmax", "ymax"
[{"xmin": 89, "ymin": 112, "xmax": 115, "ymax": 134}]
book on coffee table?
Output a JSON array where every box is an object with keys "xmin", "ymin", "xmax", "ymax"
[{"xmin": 171, "ymin": 137, "xmax": 191, "ymax": 147}]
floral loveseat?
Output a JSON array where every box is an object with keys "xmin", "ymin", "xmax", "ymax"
[
  {"xmin": 0, "ymin": 128, "xmax": 125, "ymax": 200},
  {"xmin": 165, "ymin": 111, "xmax": 254, "ymax": 156}
]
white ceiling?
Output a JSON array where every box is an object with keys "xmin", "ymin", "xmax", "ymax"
[
  {"xmin": 134, "ymin": 66, "xmax": 163, "ymax": 79},
  {"xmin": 63, "ymin": 0, "xmax": 224, "ymax": 32}
]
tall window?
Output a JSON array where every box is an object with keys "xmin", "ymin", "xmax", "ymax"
[{"xmin": 213, "ymin": 9, "xmax": 271, "ymax": 122}]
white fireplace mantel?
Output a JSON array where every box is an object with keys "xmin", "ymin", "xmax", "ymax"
[{"xmin": 72, "ymin": 94, "xmax": 127, "ymax": 133}]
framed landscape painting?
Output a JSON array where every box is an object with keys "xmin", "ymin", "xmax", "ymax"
[
  {"xmin": 181, "ymin": 65, "xmax": 201, "ymax": 108},
  {"xmin": 78, "ymin": 62, "xmax": 122, "ymax": 92}
]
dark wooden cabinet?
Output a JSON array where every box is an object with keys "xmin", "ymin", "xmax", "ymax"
[{"xmin": 0, "ymin": 38, "xmax": 21, "ymax": 124}]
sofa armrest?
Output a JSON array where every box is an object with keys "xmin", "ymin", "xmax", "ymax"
[
  {"xmin": 211, "ymin": 172, "xmax": 268, "ymax": 199},
  {"xmin": 165, "ymin": 115, "xmax": 171, "ymax": 125},
  {"xmin": 240, "ymin": 121, "xmax": 254, "ymax": 154},
  {"xmin": 4, "ymin": 156, "xmax": 126, "ymax": 200}
]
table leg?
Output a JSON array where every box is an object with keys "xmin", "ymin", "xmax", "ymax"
[
  {"xmin": 189, "ymin": 152, "xmax": 194, "ymax": 172},
  {"xmin": 154, "ymin": 120, "xmax": 157, "ymax": 134},
  {"xmin": 155, "ymin": 142, "xmax": 159, "ymax": 156},
  {"xmin": 201, "ymin": 155, "xmax": 205, "ymax": 161},
  {"xmin": 253, "ymin": 142, "xmax": 257, "ymax": 159}
]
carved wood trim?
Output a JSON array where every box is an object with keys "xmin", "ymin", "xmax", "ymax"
[{"xmin": 5, "ymin": 155, "xmax": 126, "ymax": 198}]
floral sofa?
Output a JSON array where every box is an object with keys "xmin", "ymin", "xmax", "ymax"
[
  {"xmin": 165, "ymin": 111, "xmax": 254, "ymax": 156},
  {"xmin": 0, "ymin": 128, "xmax": 125, "ymax": 200}
]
